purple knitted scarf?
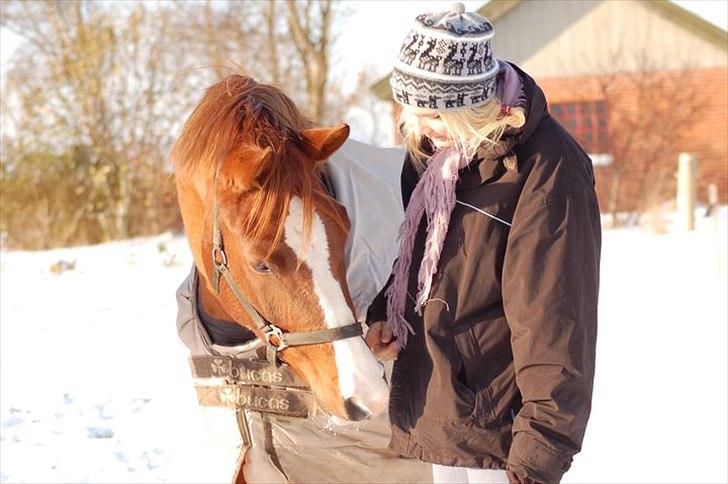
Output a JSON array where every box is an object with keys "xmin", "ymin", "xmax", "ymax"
[
  {"xmin": 384, "ymin": 147, "xmax": 469, "ymax": 347},
  {"xmin": 385, "ymin": 60, "xmax": 525, "ymax": 349}
]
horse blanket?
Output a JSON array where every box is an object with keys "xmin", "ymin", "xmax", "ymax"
[{"xmin": 175, "ymin": 139, "xmax": 433, "ymax": 483}]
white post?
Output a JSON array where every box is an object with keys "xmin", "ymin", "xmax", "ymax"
[
  {"xmin": 707, "ymin": 183, "xmax": 719, "ymax": 213},
  {"xmin": 706, "ymin": 182, "xmax": 724, "ymax": 275},
  {"xmin": 676, "ymin": 153, "xmax": 697, "ymax": 231}
]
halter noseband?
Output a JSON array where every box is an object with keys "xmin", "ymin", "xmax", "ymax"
[{"xmin": 209, "ymin": 202, "xmax": 363, "ymax": 366}]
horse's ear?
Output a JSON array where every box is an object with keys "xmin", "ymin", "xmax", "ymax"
[
  {"xmin": 219, "ymin": 146, "xmax": 273, "ymax": 191},
  {"xmin": 299, "ymin": 124, "xmax": 350, "ymax": 162}
]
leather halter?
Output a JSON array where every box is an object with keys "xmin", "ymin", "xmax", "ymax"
[{"xmin": 209, "ymin": 202, "xmax": 363, "ymax": 366}]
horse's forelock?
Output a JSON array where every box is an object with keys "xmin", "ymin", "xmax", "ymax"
[
  {"xmin": 173, "ymin": 74, "xmax": 346, "ymax": 258},
  {"xmin": 171, "ymin": 74, "xmax": 310, "ymax": 174}
]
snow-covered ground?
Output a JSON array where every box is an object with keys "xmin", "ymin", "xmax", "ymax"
[{"xmin": 1, "ymin": 208, "xmax": 726, "ymax": 483}]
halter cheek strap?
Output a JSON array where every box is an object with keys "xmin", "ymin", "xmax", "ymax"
[{"xmin": 210, "ymin": 202, "xmax": 363, "ymax": 366}]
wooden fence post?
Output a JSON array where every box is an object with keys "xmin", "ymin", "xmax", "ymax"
[{"xmin": 676, "ymin": 153, "xmax": 697, "ymax": 231}]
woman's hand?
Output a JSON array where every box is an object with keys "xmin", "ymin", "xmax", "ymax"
[{"xmin": 364, "ymin": 321, "xmax": 400, "ymax": 361}]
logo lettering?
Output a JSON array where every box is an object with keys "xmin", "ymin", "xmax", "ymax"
[
  {"xmin": 210, "ymin": 359, "xmax": 284, "ymax": 384},
  {"xmin": 218, "ymin": 387, "xmax": 291, "ymax": 412}
]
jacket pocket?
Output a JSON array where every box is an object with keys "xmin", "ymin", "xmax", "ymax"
[
  {"xmin": 452, "ymin": 322, "xmax": 497, "ymax": 423},
  {"xmin": 421, "ymin": 362, "xmax": 477, "ymax": 425},
  {"xmin": 472, "ymin": 386, "xmax": 496, "ymax": 426},
  {"xmin": 453, "ymin": 367, "xmax": 478, "ymax": 420}
]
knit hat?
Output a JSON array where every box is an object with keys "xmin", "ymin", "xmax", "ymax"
[{"xmin": 390, "ymin": 2, "xmax": 499, "ymax": 111}]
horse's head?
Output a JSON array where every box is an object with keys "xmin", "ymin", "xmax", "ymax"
[{"xmin": 172, "ymin": 75, "xmax": 388, "ymax": 420}]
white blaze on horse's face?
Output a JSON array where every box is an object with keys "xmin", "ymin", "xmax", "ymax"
[{"xmin": 284, "ymin": 196, "xmax": 389, "ymax": 418}]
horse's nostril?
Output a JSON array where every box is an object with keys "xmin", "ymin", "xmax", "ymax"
[{"xmin": 344, "ymin": 398, "xmax": 372, "ymax": 422}]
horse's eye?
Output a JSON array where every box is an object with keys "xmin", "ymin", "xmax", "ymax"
[{"xmin": 253, "ymin": 261, "xmax": 272, "ymax": 274}]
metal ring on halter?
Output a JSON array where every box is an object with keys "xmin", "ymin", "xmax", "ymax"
[
  {"xmin": 264, "ymin": 324, "xmax": 288, "ymax": 351},
  {"xmin": 212, "ymin": 245, "xmax": 228, "ymax": 268}
]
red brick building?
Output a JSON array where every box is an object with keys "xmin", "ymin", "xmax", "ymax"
[{"xmin": 372, "ymin": 0, "xmax": 728, "ymax": 212}]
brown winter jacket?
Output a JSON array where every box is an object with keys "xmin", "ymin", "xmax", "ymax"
[{"xmin": 367, "ymin": 64, "xmax": 601, "ymax": 483}]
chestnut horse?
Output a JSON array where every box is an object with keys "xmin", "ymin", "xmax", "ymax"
[{"xmin": 171, "ymin": 75, "xmax": 389, "ymax": 420}]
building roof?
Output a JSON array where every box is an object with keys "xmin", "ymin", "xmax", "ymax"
[{"xmin": 371, "ymin": 0, "xmax": 728, "ymax": 101}]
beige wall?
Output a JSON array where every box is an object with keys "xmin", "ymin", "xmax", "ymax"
[{"xmin": 491, "ymin": 0, "xmax": 727, "ymax": 77}]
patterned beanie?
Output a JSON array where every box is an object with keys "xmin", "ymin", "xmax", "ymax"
[{"xmin": 390, "ymin": 2, "xmax": 499, "ymax": 111}]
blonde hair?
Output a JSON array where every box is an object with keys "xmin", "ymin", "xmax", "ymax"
[{"xmin": 400, "ymin": 98, "xmax": 526, "ymax": 170}]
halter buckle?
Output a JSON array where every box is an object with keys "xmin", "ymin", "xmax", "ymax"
[
  {"xmin": 264, "ymin": 324, "xmax": 288, "ymax": 351},
  {"xmin": 211, "ymin": 245, "xmax": 228, "ymax": 268}
]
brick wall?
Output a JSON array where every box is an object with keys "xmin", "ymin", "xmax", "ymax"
[{"xmin": 538, "ymin": 67, "xmax": 728, "ymax": 211}]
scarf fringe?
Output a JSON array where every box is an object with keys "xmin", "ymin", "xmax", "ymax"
[{"xmin": 386, "ymin": 148, "xmax": 466, "ymax": 349}]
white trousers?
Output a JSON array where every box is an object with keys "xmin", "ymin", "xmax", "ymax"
[{"xmin": 432, "ymin": 464, "xmax": 508, "ymax": 484}]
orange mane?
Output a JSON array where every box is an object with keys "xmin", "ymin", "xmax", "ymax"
[{"xmin": 171, "ymin": 74, "xmax": 345, "ymax": 251}]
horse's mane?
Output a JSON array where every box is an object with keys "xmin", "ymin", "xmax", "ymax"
[{"xmin": 171, "ymin": 74, "xmax": 345, "ymax": 251}]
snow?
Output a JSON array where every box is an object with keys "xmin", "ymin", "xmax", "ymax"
[
  {"xmin": 565, "ymin": 207, "xmax": 728, "ymax": 484},
  {"xmin": 1, "ymin": 209, "xmax": 727, "ymax": 483},
  {"xmin": 0, "ymin": 235, "xmax": 211, "ymax": 483}
]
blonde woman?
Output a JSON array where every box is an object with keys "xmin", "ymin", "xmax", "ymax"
[{"xmin": 365, "ymin": 4, "xmax": 601, "ymax": 484}]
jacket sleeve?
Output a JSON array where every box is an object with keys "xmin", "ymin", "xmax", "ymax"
[
  {"xmin": 365, "ymin": 272, "xmax": 394, "ymax": 324},
  {"xmin": 502, "ymin": 188, "xmax": 601, "ymax": 483}
]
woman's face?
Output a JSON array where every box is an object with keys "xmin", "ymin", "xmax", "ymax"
[{"xmin": 401, "ymin": 105, "xmax": 452, "ymax": 149}]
